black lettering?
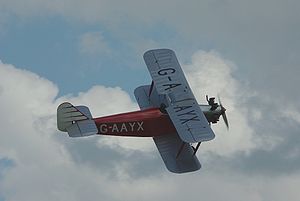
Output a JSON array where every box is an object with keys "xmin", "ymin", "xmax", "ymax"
[
  {"xmin": 158, "ymin": 68, "xmax": 176, "ymax": 76},
  {"xmin": 174, "ymin": 105, "xmax": 192, "ymax": 113},
  {"xmin": 180, "ymin": 116, "xmax": 200, "ymax": 124},
  {"xmin": 163, "ymin": 83, "xmax": 181, "ymax": 90},
  {"xmin": 177, "ymin": 110, "xmax": 197, "ymax": 116}
]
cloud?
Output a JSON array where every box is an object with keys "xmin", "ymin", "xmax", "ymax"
[
  {"xmin": 1, "ymin": 0, "xmax": 299, "ymax": 101},
  {"xmin": 55, "ymin": 84, "xmax": 155, "ymax": 153},
  {"xmin": 183, "ymin": 51, "xmax": 300, "ymax": 176},
  {"xmin": 184, "ymin": 50, "xmax": 256, "ymax": 156},
  {"xmin": 0, "ymin": 0, "xmax": 300, "ymax": 199},
  {"xmin": 280, "ymin": 106, "xmax": 300, "ymax": 125},
  {"xmin": 1, "ymin": 50, "xmax": 300, "ymax": 201},
  {"xmin": 78, "ymin": 31, "xmax": 111, "ymax": 56},
  {"xmin": 0, "ymin": 60, "xmax": 149, "ymax": 200}
]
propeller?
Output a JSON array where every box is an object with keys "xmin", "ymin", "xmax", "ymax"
[{"xmin": 218, "ymin": 95, "xmax": 229, "ymax": 130}]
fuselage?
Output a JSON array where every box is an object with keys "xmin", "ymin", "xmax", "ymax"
[{"xmin": 93, "ymin": 105, "xmax": 222, "ymax": 137}]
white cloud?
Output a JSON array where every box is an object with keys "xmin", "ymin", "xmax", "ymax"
[
  {"xmin": 56, "ymin": 85, "xmax": 154, "ymax": 152},
  {"xmin": 280, "ymin": 107, "xmax": 300, "ymax": 124},
  {"xmin": 1, "ymin": 1, "xmax": 299, "ymax": 101},
  {"xmin": 184, "ymin": 51, "xmax": 257, "ymax": 156},
  {"xmin": 0, "ymin": 0, "xmax": 299, "ymax": 199},
  {"xmin": 78, "ymin": 31, "xmax": 111, "ymax": 56},
  {"xmin": 1, "ymin": 53, "xmax": 300, "ymax": 201},
  {"xmin": 0, "ymin": 60, "xmax": 143, "ymax": 200},
  {"xmin": 57, "ymin": 85, "xmax": 138, "ymax": 117}
]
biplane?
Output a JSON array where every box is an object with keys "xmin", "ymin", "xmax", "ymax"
[{"xmin": 57, "ymin": 49, "xmax": 228, "ymax": 173}]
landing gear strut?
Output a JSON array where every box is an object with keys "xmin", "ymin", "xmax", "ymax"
[
  {"xmin": 175, "ymin": 142, "xmax": 202, "ymax": 159},
  {"xmin": 192, "ymin": 142, "xmax": 201, "ymax": 155}
]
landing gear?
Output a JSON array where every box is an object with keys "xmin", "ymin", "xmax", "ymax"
[
  {"xmin": 175, "ymin": 142, "xmax": 202, "ymax": 158},
  {"xmin": 192, "ymin": 142, "xmax": 201, "ymax": 156}
]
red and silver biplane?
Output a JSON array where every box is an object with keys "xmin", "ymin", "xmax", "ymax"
[{"xmin": 57, "ymin": 49, "xmax": 228, "ymax": 173}]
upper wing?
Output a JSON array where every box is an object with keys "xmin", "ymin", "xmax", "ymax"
[
  {"xmin": 143, "ymin": 49, "xmax": 215, "ymax": 143},
  {"xmin": 143, "ymin": 49, "xmax": 193, "ymax": 101}
]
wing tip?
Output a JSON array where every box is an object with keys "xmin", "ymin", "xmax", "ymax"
[
  {"xmin": 167, "ymin": 165, "xmax": 201, "ymax": 174},
  {"xmin": 179, "ymin": 131, "xmax": 215, "ymax": 143},
  {"xmin": 143, "ymin": 48, "xmax": 175, "ymax": 58}
]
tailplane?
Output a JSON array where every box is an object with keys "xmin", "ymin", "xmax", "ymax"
[{"xmin": 57, "ymin": 102, "xmax": 98, "ymax": 137}]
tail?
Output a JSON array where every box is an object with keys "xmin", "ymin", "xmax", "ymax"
[{"xmin": 57, "ymin": 102, "xmax": 98, "ymax": 137}]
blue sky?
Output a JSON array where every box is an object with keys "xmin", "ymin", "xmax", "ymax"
[
  {"xmin": 0, "ymin": 1, "xmax": 300, "ymax": 201},
  {"xmin": 0, "ymin": 16, "xmax": 156, "ymax": 96}
]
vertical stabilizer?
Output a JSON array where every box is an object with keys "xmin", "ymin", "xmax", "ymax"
[{"xmin": 57, "ymin": 102, "xmax": 98, "ymax": 137}]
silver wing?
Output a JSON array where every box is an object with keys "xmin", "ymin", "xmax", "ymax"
[
  {"xmin": 143, "ymin": 49, "xmax": 193, "ymax": 99},
  {"xmin": 166, "ymin": 99, "xmax": 215, "ymax": 143},
  {"xmin": 143, "ymin": 49, "xmax": 215, "ymax": 143}
]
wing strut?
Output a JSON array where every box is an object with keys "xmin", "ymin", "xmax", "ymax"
[
  {"xmin": 148, "ymin": 81, "xmax": 154, "ymax": 97},
  {"xmin": 193, "ymin": 142, "xmax": 201, "ymax": 155},
  {"xmin": 176, "ymin": 142, "xmax": 201, "ymax": 158}
]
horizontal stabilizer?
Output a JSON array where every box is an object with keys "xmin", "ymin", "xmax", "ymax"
[
  {"xmin": 57, "ymin": 102, "xmax": 98, "ymax": 137},
  {"xmin": 66, "ymin": 119, "xmax": 98, "ymax": 137}
]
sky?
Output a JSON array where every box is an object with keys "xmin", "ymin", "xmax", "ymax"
[{"xmin": 0, "ymin": 0, "xmax": 300, "ymax": 200}]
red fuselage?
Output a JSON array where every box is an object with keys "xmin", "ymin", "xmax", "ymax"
[{"xmin": 93, "ymin": 108, "xmax": 176, "ymax": 137}]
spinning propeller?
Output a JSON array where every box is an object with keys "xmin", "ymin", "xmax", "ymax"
[{"xmin": 218, "ymin": 95, "xmax": 229, "ymax": 130}]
